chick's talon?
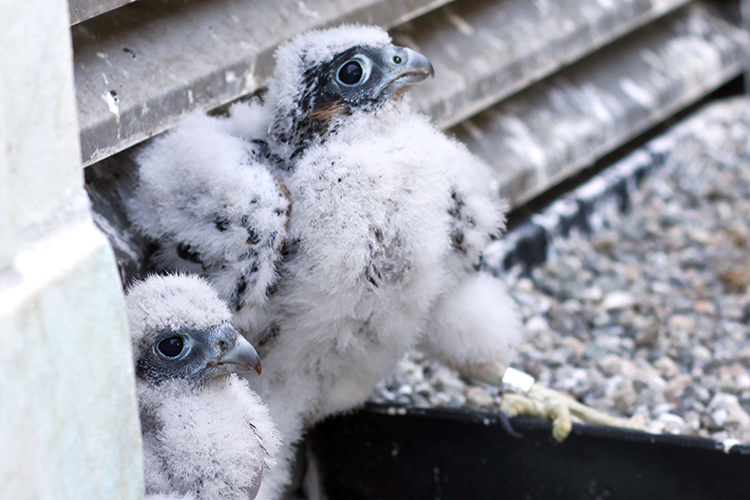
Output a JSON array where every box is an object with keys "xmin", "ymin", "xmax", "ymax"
[{"xmin": 496, "ymin": 409, "xmax": 523, "ymax": 438}]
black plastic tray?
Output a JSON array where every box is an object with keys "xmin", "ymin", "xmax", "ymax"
[{"xmin": 308, "ymin": 404, "xmax": 750, "ymax": 500}]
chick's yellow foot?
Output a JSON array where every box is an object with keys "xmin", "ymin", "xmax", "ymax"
[
  {"xmin": 500, "ymin": 383, "xmax": 644, "ymax": 442},
  {"xmin": 459, "ymin": 364, "xmax": 644, "ymax": 442}
]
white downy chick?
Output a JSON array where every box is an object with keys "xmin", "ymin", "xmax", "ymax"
[
  {"xmin": 127, "ymin": 111, "xmax": 290, "ymax": 330},
  {"xmin": 126, "ymin": 274, "xmax": 281, "ymax": 500},
  {"xmin": 242, "ymin": 25, "xmax": 523, "ymax": 500}
]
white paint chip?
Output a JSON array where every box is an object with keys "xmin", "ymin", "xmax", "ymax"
[{"xmin": 102, "ymin": 91, "xmax": 120, "ymax": 123}]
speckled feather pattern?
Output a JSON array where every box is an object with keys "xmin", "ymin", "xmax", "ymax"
[{"xmin": 128, "ymin": 113, "xmax": 289, "ymax": 324}]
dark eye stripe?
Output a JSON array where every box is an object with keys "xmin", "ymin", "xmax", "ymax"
[
  {"xmin": 157, "ymin": 336, "xmax": 184, "ymax": 357},
  {"xmin": 338, "ymin": 61, "xmax": 363, "ymax": 85}
]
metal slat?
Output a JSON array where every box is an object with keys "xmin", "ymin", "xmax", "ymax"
[
  {"xmin": 451, "ymin": 3, "xmax": 749, "ymax": 207},
  {"xmin": 73, "ymin": 0, "xmax": 453, "ymax": 166},
  {"xmin": 82, "ymin": 0, "xmax": 749, "ymax": 284},
  {"xmin": 69, "ymin": 0, "xmax": 138, "ymax": 25},
  {"xmin": 402, "ymin": 0, "xmax": 691, "ymax": 130}
]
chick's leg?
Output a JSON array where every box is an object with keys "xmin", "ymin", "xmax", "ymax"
[
  {"xmin": 466, "ymin": 362, "xmax": 644, "ymax": 442},
  {"xmin": 423, "ymin": 274, "xmax": 642, "ymax": 442}
]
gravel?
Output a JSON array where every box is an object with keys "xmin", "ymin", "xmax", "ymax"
[{"xmin": 370, "ymin": 97, "xmax": 750, "ymax": 443}]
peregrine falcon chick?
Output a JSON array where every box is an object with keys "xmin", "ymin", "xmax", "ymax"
[
  {"xmin": 127, "ymin": 112, "xmax": 290, "ymax": 329},
  {"xmin": 240, "ymin": 25, "xmax": 524, "ymax": 500},
  {"xmin": 126, "ymin": 274, "xmax": 281, "ymax": 500}
]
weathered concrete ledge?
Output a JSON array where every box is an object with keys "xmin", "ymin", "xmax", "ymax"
[
  {"xmin": 0, "ymin": 210, "xmax": 144, "ymax": 500},
  {"xmin": 73, "ymin": 0, "xmax": 453, "ymax": 166},
  {"xmin": 452, "ymin": 3, "xmax": 748, "ymax": 207},
  {"xmin": 403, "ymin": 0, "xmax": 690, "ymax": 129},
  {"xmin": 2, "ymin": 1, "xmax": 143, "ymax": 496}
]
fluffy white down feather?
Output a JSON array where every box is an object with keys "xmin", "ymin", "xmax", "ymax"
[
  {"xmin": 126, "ymin": 275, "xmax": 281, "ymax": 500},
  {"xmin": 139, "ymin": 377, "xmax": 280, "ymax": 500},
  {"xmin": 126, "ymin": 273, "xmax": 231, "ymax": 343}
]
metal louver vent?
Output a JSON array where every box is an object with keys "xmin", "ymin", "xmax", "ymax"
[{"xmin": 79, "ymin": 0, "xmax": 748, "ymax": 281}]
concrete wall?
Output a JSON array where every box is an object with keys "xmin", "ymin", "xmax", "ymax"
[{"xmin": 0, "ymin": 0, "xmax": 144, "ymax": 498}]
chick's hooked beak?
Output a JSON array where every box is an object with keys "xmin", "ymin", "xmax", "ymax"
[
  {"xmin": 210, "ymin": 323, "xmax": 262, "ymax": 376},
  {"xmin": 377, "ymin": 46, "xmax": 434, "ymax": 96}
]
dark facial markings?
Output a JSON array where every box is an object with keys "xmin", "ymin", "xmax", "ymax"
[
  {"xmin": 271, "ymin": 46, "xmax": 390, "ymax": 162},
  {"xmin": 298, "ymin": 46, "xmax": 387, "ymax": 114},
  {"xmin": 136, "ymin": 328, "xmax": 193, "ymax": 384}
]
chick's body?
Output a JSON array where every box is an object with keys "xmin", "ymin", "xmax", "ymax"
[
  {"xmin": 126, "ymin": 275, "xmax": 280, "ymax": 500},
  {"xmin": 140, "ymin": 377, "xmax": 275, "ymax": 500},
  {"xmin": 128, "ymin": 112, "xmax": 289, "ymax": 326},
  {"xmin": 247, "ymin": 104, "xmax": 452, "ymax": 427},
  {"xmin": 243, "ymin": 27, "xmax": 521, "ymax": 500}
]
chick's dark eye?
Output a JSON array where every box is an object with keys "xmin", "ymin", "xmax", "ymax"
[
  {"xmin": 158, "ymin": 336, "xmax": 184, "ymax": 357},
  {"xmin": 338, "ymin": 60, "xmax": 363, "ymax": 85}
]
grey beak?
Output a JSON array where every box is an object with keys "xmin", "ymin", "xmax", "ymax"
[
  {"xmin": 214, "ymin": 325, "xmax": 262, "ymax": 375},
  {"xmin": 398, "ymin": 47, "xmax": 435, "ymax": 81},
  {"xmin": 378, "ymin": 46, "xmax": 435, "ymax": 96}
]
